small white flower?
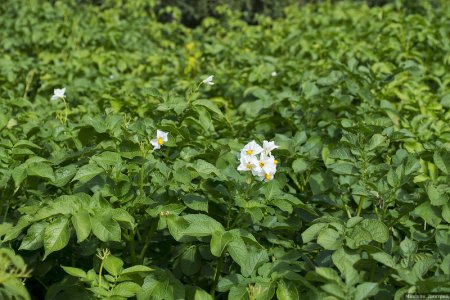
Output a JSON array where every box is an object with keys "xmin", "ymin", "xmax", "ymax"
[
  {"xmin": 256, "ymin": 160, "xmax": 277, "ymax": 182},
  {"xmin": 258, "ymin": 155, "xmax": 277, "ymax": 173},
  {"xmin": 262, "ymin": 140, "xmax": 279, "ymax": 156},
  {"xmin": 241, "ymin": 140, "xmax": 263, "ymax": 158},
  {"xmin": 51, "ymin": 88, "xmax": 66, "ymax": 101},
  {"xmin": 271, "ymin": 71, "xmax": 278, "ymax": 77},
  {"xmin": 150, "ymin": 130, "xmax": 169, "ymax": 150},
  {"xmin": 258, "ymin": 171, "xmax": 276, "ymax": 182},
  {"xmin": 237, "ymin": 156, "xmax": 260, "ymax": 173},
  {"xmin": 202, "ymin": 75, "xmax": 214, "ymax": 85}
]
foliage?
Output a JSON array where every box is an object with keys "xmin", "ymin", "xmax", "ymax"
[{"xmin": 0, "ymin": 0, "xmax": 449, "ymax": 299}]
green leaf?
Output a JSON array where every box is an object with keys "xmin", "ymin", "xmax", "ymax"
[
  {"xmin": 427, "ymin": 184, "xmax": 448, "ymax": 206},
  {"xmin": 72, "ymin": 164, "xmax": 104, "ymax": 183},
  {"xmin": 90, "ymin": 212, "xmax": 121, "ymax": 242},
  {"xmin": 314, "ymin": 267, "xmax": 343, "ymax": 284},
  {"xmin": 413, "ymin": 202, "xmax": 441, "ymax": 227},
  {"xmin": 180, "ymin": 246, "xmax": 200, "ymax": 276},
  {"xmin": 332, "ymin": 248, "xmax": 360, "ymax": 286},
  {"xmin": 182, "ymin": 194, "xmax": 209, "ymax": 212},
  {"xmin": 370, "ymin": 251, "xmax": 396, "ymax": 268},
  {"xmin": 121, "ymin": 265, "xmax": 153, "ymax": 275},
  {"xmin": 292, "ymin": 158, "xmax": 310, "ymax": 173},
  {"xmin": 227, "ymin": 237, "xmax": 249, "ymax": 274},
  {"xmin": 210, "ymin": 231, "xmax": 234, "ymax": 257},
  {"xmin": 191, "ymin": 159, "xmax": 224, "ymax": 180},
  {"xmin": 91, "ymin": 151, "xmax": 122, "ymax": 169},
  {"xmin": 434, "ymin": 150, "xmax": 450, "ymax": 175},
  {"xmin": 71, "ymin": 209, "xmax": 91, "ymax": 243},
  {"xmin": 329, "ymin": 162, "xmax": 359, "ymax": 175},
  {"xmin": 400, "ymin": 237, "xmax": 417, "ymax": 257},
  {"xmin": 192, "ymin": 99, "xmax": 224, "ymax": 118},
  {"xmin": 61, "ymin": 265, "xmax": 87, "ymax": 278},
  {"xmin": 137, "ymin": 271, "xmax": 185, "ymax": 300},
  {"xmin": 166, "ymin": 215, "xmax": 190, "ymax": 241},
  {"xmin": 19, "ymin": 222, "xmax": 46, "ymax": 250},
  {"xmin": 186, "ymin": 286, "xmax": 213, "ymax": 300},
  {"xmin": 365, "ymin": 134, "xmax": 387, "ymax": 151},
  {"xmin": 12, "ymin": 164, "xmax": 27, "ymax": 189},
  {"xmin": 309, "ymin": 171, "xmax": 333, "ymax": 194},
  {"xmin": 111, "ymin": 208, "xmax": 135, "ymax": 229},
  {"xmin": 104, "ymin": 255, "xmax": 124, "ymax": 276},
  {"xmin": 53, "ymin": 164, "xmax": 77, "ymax": 187},
  {"xmin": 180, "ymin": 214, "xmax": 224, "ymax": 237},
  {"xmin": 412, "ymin": 257, "xmax": 435, "ymax": 280},
  {"xmin": 2, "ymin": 278, "xmax": 31, "ymax": 300},
  {"xmin": 354, "ymin": 282, "xmax": 379, "ymax": 300},
  {"xmin": 242, "ymin": 248, "xmax": 269, "ymax": 277},
  {"xmin": 317, "ymin": 228, "xmax": 342, "ymax": 250},
  {"xmin": 43, "ymin": 217, "xmax": 70, "ymax": 259},
  {"xmin": 301, "ymin": 223, "xmax": 328, "ymax": 243},
  {"xmin": 228, "ymin": 285, "xmax": 249, "ymax": 300},
  {"xmin": 27, "ymin": 162, "xmax": 55, "ymax": 181},
  {"xmin": 276, "ymin": 281, "xmax": 299, "ymax": 300},
  {"xmin": 111, "ymin": 282, "xmax": 141, "ymax": 297},
  {"xmin": 359, "ymin": 219, "xmax": 389, "ymax": 243}
]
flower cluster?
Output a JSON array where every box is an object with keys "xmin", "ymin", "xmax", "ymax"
[{"xmin": 237, "ymin": 140, "xmax": 279, "ymax": 182}]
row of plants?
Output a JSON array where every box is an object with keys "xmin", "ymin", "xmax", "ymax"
[{"xmin": 0, "ymin": 0, "xmax": 449, "ymax": 299}]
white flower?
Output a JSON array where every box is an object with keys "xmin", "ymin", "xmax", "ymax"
[
  {"xmin": 202, "ymin": 75, "xmax": 214, "ymax": 85},
  {"xmin": 262, "ymin": 140, "xmax": 279, "ymax": 156},
  {"xmin": 240, "ymin": 140, "xmax": 263, "ymax": 158},
  {"xmin": 258, "ymin": 170, "xmax": 276, "ymax": 182},
  {"xmin": 271, "ymin": 71, "xmax": 278, "ymax": 77},
  {"xmin": 256, "ymin": 160, "xmax": 277, "ymax": 182},
  {"xmin": 258, "ymin": 154, "xmax": 277, "ymax": 173},
  {"xmin": 51, "ymin": 88, "xmax": 66, "ymax": 101},
  {"xmin": 237, "ymin": 156, "xmax": 260, "ymax": 173},
  {"xmin": 150, "ymin": 130, "xmax": 168, "ymax": 150}
]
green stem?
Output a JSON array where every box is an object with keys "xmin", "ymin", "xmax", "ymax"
[
  {"xmin": 129, "ymin": 230, "xmax": 137, "ymax": 265},
  {"xmin": 139, "ymin": 220, "xmax": 158, "ymax": 261},
  {"xmin": 98, "ymin": 259, "xmax": 105, "ymax": 288},
  {"xmin": 62, "ymin": 97, "xmax": 69, "ymax": 124},
  {"xmin": 2, "ymin": 200, "xmax": 9, "ymax": 223},
  {"xmin": 344, "ymin": 204, "xmax": 352, "ymax": 219},
  {"xmin": 211, "ymin": 203, "xmax": 232, "ymax": 297},
  {"xmin": 139, "ymin": 162, "xmax": 145, "ymax": 195},
  {"xmin": 210, "ymin": 253, "xmax": 224, "ymax": 297},
  {"xmin": 356, "ymin": 196, "xmax": 365, "ymax": 217}
]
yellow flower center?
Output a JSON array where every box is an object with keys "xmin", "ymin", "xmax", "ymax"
[
  {"xmin": 265, "ymin": 173, "xmax": 271, "ymax": 180},
  {"xmin": 259, "ymin": 161, "xmax": 265, "ymax": 167},
  {"xmin": 157, "ymin": 137, "xmax": 163, "ymax": 145},
  {"xmin": 274, "ymin": 160, "xmax": 278, "ymax": 165},
  {"xmin": 246, "ymin": 164, "xmax": 252, "ymax": 170},
  {"xmin": 246, "ymin": 149, "xmax": 253, "ymax": 155}
]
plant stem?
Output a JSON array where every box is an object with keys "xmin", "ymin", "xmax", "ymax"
[
  {"xmin": 139, "ymin": 162, "xmax": 145, "ymax": 195},
  {"xmin": 2, "ymin": 200, "xmax": 9, "ymax": 223},
  {"xmin": 356, "ymin": 196, "xmax": 365, "ymax": 217},
  {"xmin": 210, "ymin": 253, "xmax": 224, "ymax": 297},
  {"xmin": 98, "ymin": 259, "xmax": 105, "ymax": 288},
  {"xmin": 129, "ymin": 230, "xmax": 137, "ymax": 265},
  {"xmin": 139, "ymin": 220, "xmax": 158, "ymax": 261}
]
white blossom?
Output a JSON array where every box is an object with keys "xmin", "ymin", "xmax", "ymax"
[
  {"xmin": 262, "ymin": 140, "xmax": 279, "ymax": 156},
  {"xmin": 240, "ymin": 140, "xmax": 263, "ymax": 158},
  {"xmin": 150, "ymin": 130, "xmax": 169, "ymax": 150},
  {"xmin": 51, "ymin": 88, "xmax": 66, "ymax": 101},
  {"xmin": 202, "ymin": 75, "xmax": 214, "ymax": 85}
]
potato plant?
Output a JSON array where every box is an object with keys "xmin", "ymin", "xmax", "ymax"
[{"xmin": 0, "ymin": 0, "xmax": 449, "ymax": 299}]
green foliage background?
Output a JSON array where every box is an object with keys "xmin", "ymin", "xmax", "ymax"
[{"xmin": 0, "ymin": 0, "xmax": 449, "ymax": 299}]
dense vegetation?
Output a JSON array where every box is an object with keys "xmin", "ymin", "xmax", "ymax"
[{"xmin": 0, "ymin": 0, "xmax": 449, "ymax": 299}]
